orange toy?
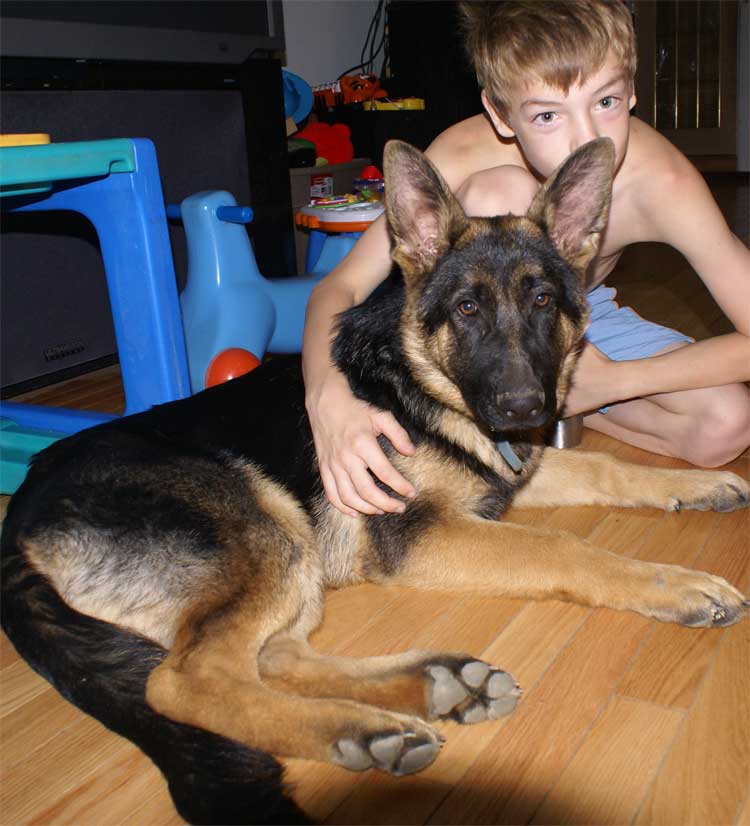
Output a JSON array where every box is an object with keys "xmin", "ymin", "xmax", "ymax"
[
  {"xmin": 313, "ymin": 75, "xmax": 388, "ymax": 111},
  {"xmin": 204, "ymin": 348, "xmax": 261, "ymax": 388},
  {"xmin": 339, "ymin": 74, "xmax": 388, "ymax": 104},
  {"xmin": 0, "ymin": 133, "xmax": 51, "ymax": 147}
]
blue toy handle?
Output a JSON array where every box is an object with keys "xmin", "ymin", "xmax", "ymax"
[
  {"xmin": 217, "ymin": 205, "xmax": 253, "ymax": 224},
  {"xmin": 166, "ymin": 203, "xmax": 253, "ymax": 224}
]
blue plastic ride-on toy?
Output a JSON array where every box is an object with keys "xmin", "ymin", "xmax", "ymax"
[{"xmin": 171, "ymin": 190, "xmax": 356, "ymax": 393}]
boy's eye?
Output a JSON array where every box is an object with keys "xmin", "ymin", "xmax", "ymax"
[
  {"xmin": 599, "ymin": 96, "xmax": 618, "ymax": 109},
  {"xmin": 457, "ymin": 300, "xmax": 478, "ymax": 316},
  {"xmin": 533, "ymin": 111, "xmax": 557, "ymax": 124}
]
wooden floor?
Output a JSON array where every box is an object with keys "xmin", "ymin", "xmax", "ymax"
[{"xmin": 1, "ymin": 173, "xmax": 748, "ymax": 825}]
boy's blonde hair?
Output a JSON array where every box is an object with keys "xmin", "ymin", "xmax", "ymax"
[{"xmin": 460, "ymin": 1, "xmax": 637, "ymax": 118}]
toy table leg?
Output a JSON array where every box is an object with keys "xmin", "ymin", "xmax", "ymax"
[
  {"xmin": 309, "ymin": 232, "xmax": 362, "ymax": 276},
  {"xmin": 305, "ymin": 229, "xmax": 327, "ymax": 272},
  {"xmin": 11, "ymin": 139, "xmax": 190, "ymax": 418}
]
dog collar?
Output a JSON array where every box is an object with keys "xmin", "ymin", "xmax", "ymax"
[{"xmin": 496, "ymin": 440, "xmax": 523, "ymax": 473}]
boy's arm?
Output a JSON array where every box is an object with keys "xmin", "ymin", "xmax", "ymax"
[
  {"xmin": 566, "ymin": 154, "xmax": 750, "ymax": 415},
  {"xmin": 639, "ymin": 151, "xmax": 750, "ymax": 336},
  {"xmin": 565, "ymin": 331, "xmax": 750, "ymax": 416},
  {"xmin": 302, "ymin": 121, "xmax": 499, "ymax": 516},
  {"xmin": 302, "ymin": 216, "xmax": 416, "ymax": 517}
]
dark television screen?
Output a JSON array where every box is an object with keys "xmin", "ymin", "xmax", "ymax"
[{"xmin": 1, "ymin": 0, "xmax": 284, "ymax": 64}]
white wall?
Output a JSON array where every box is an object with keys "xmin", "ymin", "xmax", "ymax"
[{"xmin": 282, "ymin": 0, "xmax": 384, "ymax": 86}]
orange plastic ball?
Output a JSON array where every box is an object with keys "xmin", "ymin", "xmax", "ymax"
[{"xmin": 204, "ymin": 348, "xmax": 261, "ymax": 388}]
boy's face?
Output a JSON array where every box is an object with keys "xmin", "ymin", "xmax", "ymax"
[{"xmin": 484, "ymin": 52, "xmax": 636, "ymax": 179}]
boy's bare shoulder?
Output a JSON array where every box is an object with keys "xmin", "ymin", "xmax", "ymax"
[
  {"xmin": 424, "ymin": 114, "xmax": 523, "ymax": 191},
  {"xmin": 624, "ymin": 118, "xmax": 707, "ymax": 204},
  {"xmin": 617, "ymin": 117, "xmax": 713, "ymax": 240}
]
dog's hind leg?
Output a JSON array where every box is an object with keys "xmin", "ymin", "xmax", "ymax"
[
  {"xmin": 145, "ymin": 571, "xmax": 443, "ymax": 776},
  {"xmin": 259, "ymin": 634, "xmax": 520, "ymax": 724},
  {"xmin": 513, "ymin": 448, "xmax": 749, "ymax": 511}
]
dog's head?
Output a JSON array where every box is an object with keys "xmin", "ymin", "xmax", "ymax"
[{"xmin": 383, "ymin": 138, "xmax": 614, "ymax": 434}]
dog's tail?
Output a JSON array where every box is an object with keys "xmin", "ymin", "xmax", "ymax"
[{"xmin": 1, "ymin": 519, "xmax": 309, "ymax": 826}]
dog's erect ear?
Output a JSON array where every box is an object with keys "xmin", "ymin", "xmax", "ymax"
[
  {"xmin": 383, "ymin": 140, "xmax": 467, "ymax": 276},
  {"xmin": 527, "ymin": 137, "xmax": 615, "ymax": 272}
]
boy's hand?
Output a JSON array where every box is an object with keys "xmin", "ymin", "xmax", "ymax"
[
  {"xmin": 564, "ymin": 342, "xmax": 621, "ymax": 416},
  {"xmin": 306, "ymin": 372, "xmax": 416, "ymax": 517}
]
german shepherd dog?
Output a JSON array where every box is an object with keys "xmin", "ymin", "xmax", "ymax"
[{"xmin": 2, "ymin": 139, "xmax": 748, "ymax": 825}]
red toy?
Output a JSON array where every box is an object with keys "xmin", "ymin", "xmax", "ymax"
[{"xmin": 293, "ymin": 123, "xmax": 353, "ymax": 165}]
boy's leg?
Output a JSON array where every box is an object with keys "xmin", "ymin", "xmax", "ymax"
[
  {"xmin": 582, "ymin": 288, "xmax": 750, "ymax": 466},
  {"xmin": 584, "ymin": 359, "xmax": 750, "ymax": 468}
]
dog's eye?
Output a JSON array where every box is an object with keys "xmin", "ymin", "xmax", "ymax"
[
  {"xmin": 534, "ymin": 293, "xmax": 552, "ymax": 308},
  {"xmin": 458, "ymin": 300, "xmax": 478, "ymax": 316}
]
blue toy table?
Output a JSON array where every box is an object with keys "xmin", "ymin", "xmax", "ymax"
[{"xmin": 0, "ymin": 138, "xmax": 190, "ymax": 493}]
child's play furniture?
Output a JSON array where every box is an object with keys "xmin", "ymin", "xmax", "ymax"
[
  {"xmin": 296, "ymin": 200, "xmax": 384, "ymax": 273},
  {"xmin": 0, "ymin": 137, "xmax": 191, "ymax": 493}
]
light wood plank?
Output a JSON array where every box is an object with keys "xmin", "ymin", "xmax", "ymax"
[
  {"xmin": 286, "ymin": 591, "xmax": 523, "ymax": 821},
  {"xmin": 737, "ymin": 790, "xmax": 750, "ymax": 826},
  {"xmin": 30, "ymin": 745, "xmax": 166, "ymax": 826},
  {"xmin": 0, "ymin": 630, "xmax": 21, "ymax": 669},
  {"xmin": 635, "ymin": 621, "xmax": 750, "ymax": 825},
  {"xmin": 1, "ymin": 685, "xmax": 82, "ymax": 772},
  {"xmin": 617, "ymin": 505, "xmax": 747, "ymax": 709},
  {"xmin": 617, "ymin": 623, "xmax": 719, "ymax": 709},
  {"xmin": 319, "ymin": 601, "xmax": 589, "ymax": 825},
  {"xmin": 1, "ymin": 714, "xmax": 135, "ymax": 824},
  {"xmin": 124, "ymin": 789, "xmax": 186, "ymax": 826},
  {"xmin": 587, "ymin": 510, "xmax": 659, "ymax": 557},
  {"xmin": 0, "ymin": 660, "xmax": 49, "ymax": 717},
  {"xmin": 310, "ymin": 583, "xmax": 403, "ymax": 653},
  {"xmin": 531, "ymin": 697, "xmax": 684, "ymax": 824},
  {"xmin": 426, "ymin": 609, "xmax": 652, "ymax": 825},
  {"xmin": 505, "ymin": 499, "xmax": 609, "ymax": 537}
]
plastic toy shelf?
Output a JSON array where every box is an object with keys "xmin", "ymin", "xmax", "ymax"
[{"xmin": 0, "ymin": 138, "xmax": 135, "ymax": 197}]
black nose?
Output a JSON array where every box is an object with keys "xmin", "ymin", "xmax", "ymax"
[{"xmin": 500, "ymin": 391, "xmax": 545, "ymax": 421}]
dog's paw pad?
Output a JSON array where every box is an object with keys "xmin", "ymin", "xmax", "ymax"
[
  {"xmin": 488, "ymin": 695, "xmax": 520, "ymax": 719},
  {"xmin": 335, "ymin": 727, "xmax": 441, "ymax": 775},
  {"xmin": 459, "ymin": 703, "xmax": 488, "ymax": 724},
  {"xmin": 487, "ymin": 670, "xmax": 518, "ymax": 698},
  {"xmin": 369, "ymin": 733, "xmax": 405, "ymax": 766},
  {"xmin": 429, "ymin": 665, "xmax": 469, "ymax": 715},
  {"xmin": 427, "ymin": 658, "xmax": 520, "ymax": 723},
  {"xmin": 394, "ymin": 737, "xmax": 441, "ymax": 775},
  {"xmin": 335, "ymin": 738, "xmax": 374, "ymax": 771},
  {"xmin": 461, "ymin": 661, "xmax": 490, "ymax": 687}
]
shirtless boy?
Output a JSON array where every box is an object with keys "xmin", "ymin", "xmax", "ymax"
[{"xmin": 302, "ymin": 0, "xmax": 750, "ymax": 518}]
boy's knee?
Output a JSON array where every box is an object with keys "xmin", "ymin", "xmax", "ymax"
[
  {"xmin": 457, "ymin": 165, "xmax": 539, "ymax": 218},
  {"xmin": 679, "ymin": 388, "xmax": 750, "ymax": 468}
]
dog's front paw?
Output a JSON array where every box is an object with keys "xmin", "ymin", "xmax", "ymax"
[
  {"xmin": 426, "ymin": 657, "xmax": 521, "ymax": 724},
  {"xmin": 663, "ymin": 471, "xmax": 748, "ymax": 513},
  {"xmin": 333, "ymin": 715, "xmax": 442, "ymax": 775},
  {"xmin": 643, "ymin": 564, "xmax": 749, "ymax": 627}
]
